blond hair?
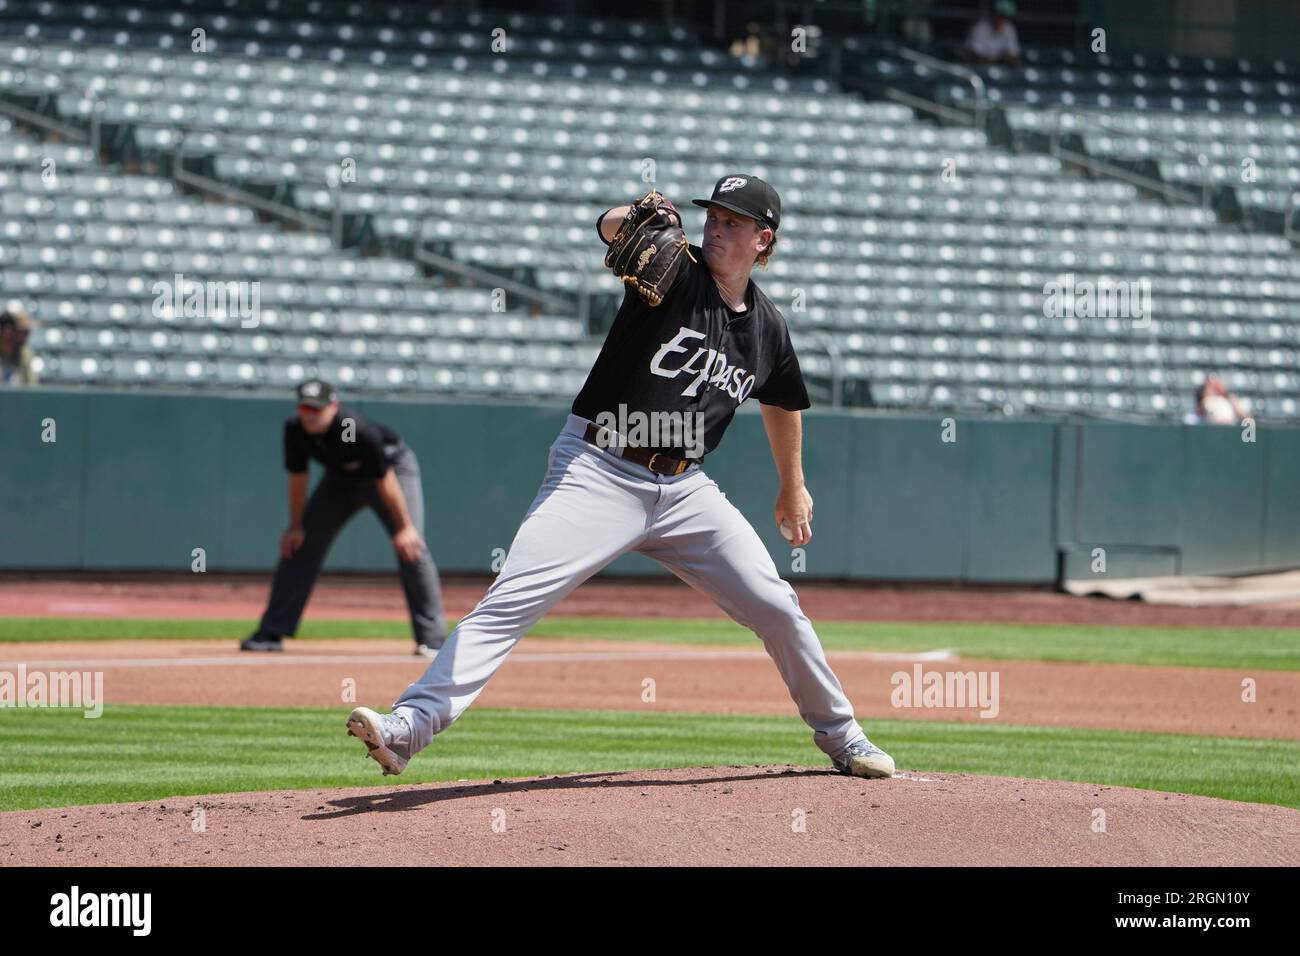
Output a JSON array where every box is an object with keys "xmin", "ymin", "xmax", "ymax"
[{"xmin": 755, "ymin": 225, "xmax": 778, "ymax": 268}]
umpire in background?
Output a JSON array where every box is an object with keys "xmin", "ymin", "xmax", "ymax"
[{"xmin": 241, "ymin": 379, "xmax": 448, "ymax": 655}]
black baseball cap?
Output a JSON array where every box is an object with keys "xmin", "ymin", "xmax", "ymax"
[
  {"xmin": 692, "ymin": 174, "xmax": 781, "ymax": 232},
  {"xmin": 296, "ymin": 378, "xmax": 336, "ymax": 408}
]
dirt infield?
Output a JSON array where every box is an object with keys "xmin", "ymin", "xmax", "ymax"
[
  {"xmin": 3, "ymin": 766, "xmax": 1297, "ymax": 866},
  {"xmin": 3, "ymin": 638, "xmax": 1296, "ymax": 739},
  {"xmin": 3, "ymin": 574, "xmax": 1298, "ymax": 627},
  {"xmin": 3, "ymin": 573, "xmax": 1296, "ymax": 867}
]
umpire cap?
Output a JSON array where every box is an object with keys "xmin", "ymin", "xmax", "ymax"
[
  {"xmin": 296, "ymin": 378, "xmax": 337, "ymax": 408},
  {"xmin": 692, "ymin": 175, "xmax": 780, "ymax": 232}
]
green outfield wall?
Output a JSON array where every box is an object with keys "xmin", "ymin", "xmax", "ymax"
[{"xmin": 2, "ymin": 388, "xmax": 1297, "ymax": 583}]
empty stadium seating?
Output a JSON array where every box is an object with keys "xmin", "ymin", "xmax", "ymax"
[
  {"xmin": 0, "ymin": 116, "xmax": 594, "ymax": 396},
  {"xmin": 1, "ymin": 2, "xmax": 1297, "ymax": 421}
]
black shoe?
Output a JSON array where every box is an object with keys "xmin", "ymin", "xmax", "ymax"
[{"xmin": 240, "ymin": 630, "xmax": 284, "ymax": 652}]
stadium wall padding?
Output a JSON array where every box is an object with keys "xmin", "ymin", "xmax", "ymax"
[{"xmin": 2, "ymin": 389, "xmax": 1296, "ymax": 583}]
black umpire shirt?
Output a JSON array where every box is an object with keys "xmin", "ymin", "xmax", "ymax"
[
  {"xmin": 572, "ymin": 213, "xmax": 810, "ymax": 459},
  {"xmin": 283, "ymin": 405, "xmax": 403, "ymax": 480}
]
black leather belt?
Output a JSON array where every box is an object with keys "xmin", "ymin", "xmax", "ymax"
[{"xmin": 582, "ymin": 423, "xmax": 694, "ymax": 476}]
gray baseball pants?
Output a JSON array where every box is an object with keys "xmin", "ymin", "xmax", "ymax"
[
  {"xmin": 391, "ymin": 414, "xmax": 865, "ymax": 758},
  {"xmin": 260, "ymin": 445, "xmax": 447, "ymax": 646}
]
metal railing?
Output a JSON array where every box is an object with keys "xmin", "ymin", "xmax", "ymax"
[
  {"xmin": 170, "ymin": 155, "xmax": 332, "ymax": 234},
  {"xmin": 1049, "ymin": 138, "xmax": 1202, "ymax": 206},
  {"xmin": 896, "ymin": 46, "xmax": 987, "ymax": 128},
  {"xmin": 842, "ymin": 45, "xmax": 1222, "ymax": 211},
  {"xmin": 0, "ymin": 94, "xmax": 99, "ymax": 153},
  {"xmin": 866, "ymin": 52, "xmax": 1208, "ymax": 208},
  {"xmin": 1042, "ymin": 108, "xmax": 1209, "ymax": 207},
  {"xmin": 881, "ymin": 85, "xmax": 976, "ymax": 126},
  {"xmin": 2, "ymin": 93, "xmax": 585, "ymax": 320},
  {"xmin": 412, "ymin": 243, "xmax": 580, "ymax": 317},
  {"xmin": 801, "ymin": 329, "xmax": 843, "ymax": 407}
]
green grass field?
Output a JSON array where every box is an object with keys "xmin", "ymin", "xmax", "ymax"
[
  {"xmin": 2, "ymin": 614, "xmax": 1297, "ymax": 813},
  {"xmin": 2, "ymin": 615, "xmax": 1298, "ymax": 670},
  {"xmin": 1, "ymin": 705, "xmax": 1297, "ymax": 812}
]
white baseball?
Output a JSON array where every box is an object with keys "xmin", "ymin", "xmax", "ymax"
[{"xmin": 780, "ymin": 520, "xmax": 796, "ymax": 542}]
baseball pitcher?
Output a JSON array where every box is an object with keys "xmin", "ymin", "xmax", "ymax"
[{"xmin": 347, "ymin": 175, "xmax": 895, "ymax": 780}]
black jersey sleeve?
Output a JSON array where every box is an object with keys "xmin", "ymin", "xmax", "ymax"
[
  {"xmin": 753, "ymin": 323, "xmax": 812, "ymax": 411},
  {"xmin": 283, "ymin": 418, "xmax": 309, "ymax": 474}
]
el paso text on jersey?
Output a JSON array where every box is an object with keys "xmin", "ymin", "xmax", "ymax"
[{"xmin": 649, "ymin": 326, "xmax": 756, "ymax": 402}]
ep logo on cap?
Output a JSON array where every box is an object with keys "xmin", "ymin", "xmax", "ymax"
[{"xmin": 693, "ymin": 174, "xmax": 781, "ymax": 232}]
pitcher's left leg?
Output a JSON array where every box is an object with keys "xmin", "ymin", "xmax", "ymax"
[{"xmin": 639, "ymin": 475, "xmax": 866, "ymax": 759}]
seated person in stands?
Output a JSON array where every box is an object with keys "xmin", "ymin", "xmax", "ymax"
[
  {"xmin": 729, "ymin": 21, "xmax": 773, "ymax": 59},
  {"xmin": 0, "ymin": 306, "xmax": 38, "ymax": 386},
  {"xmin": 901, "ymin": 0, "xmax": 935, "ymax": 46},
  {"xmin": 965, "ymin": 0, "xmax": 1021, "ymax": 67},
  {"xmin": 1188, "ymin": 374, "xmax": 1249, "ymax": 424}
]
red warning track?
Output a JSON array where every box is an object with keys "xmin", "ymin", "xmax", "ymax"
[{"xmin": 1, "ymin": 574, "xmax": 1297, "ymax": 627}]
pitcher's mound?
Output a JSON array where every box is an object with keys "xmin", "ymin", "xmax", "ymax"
[{"xmin": 4, "ymin": 766, "xmax": 1298, "ymax": 866}]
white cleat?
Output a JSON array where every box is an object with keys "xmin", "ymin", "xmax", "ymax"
[
  {"xmin": 346, "ymin": 707, "xmax": 413, "ymax": 777},
  {"xmin": 830, "ymin": 737, "xmax": 895, "ymax": 779}
]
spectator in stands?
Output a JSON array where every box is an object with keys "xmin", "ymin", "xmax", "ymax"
[
  {"xmin": 1188, "ymin": 374, "xmax": 1249, "ymax": 424},
  {"xmin": 729, "ymin": 21, "xmax": 775, "ymax": 61},
  {"xmin": 901, "ymin": 0, "xmax": 935, "ymax": 46},
  {"xmin": 965, "ymin": 0, "xmax": 1021, "ymax": 66},
  {"xmin": 0, "ymin": 306, "xmax": 38, "ymax": 386}
]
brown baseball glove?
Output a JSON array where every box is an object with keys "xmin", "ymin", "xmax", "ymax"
[{"xmin": 604, "ymin": 190, "xmax": 696, "ymax": 307}]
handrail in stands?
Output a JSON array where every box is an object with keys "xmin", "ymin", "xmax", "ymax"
[
  {"xmin": 0, "ymin": 93, "xmax": 583, "ymax": 321},
  {"xmin": 896, "ymin": 46, "xmax": 987, "ymax": 128},
  {"xmin": 798, "ymin": 329, "xmax": 843, "ymax": 408},
  {"xmin": 1050, "ymin": 138, "xmax": 1202, "ymax": 206},
  {"xmin": 1042, "ymin": 108, "xmax": 1213, "ymax": 207},
  {"xmin": 412, "ymin": 243, "xmax": 579, "ymax": 317},
  {"xmin": 0, "ymin": 94, "xmax": 99, "ymax": 153},
  {"xmin": 881, "ymin": 85, "xmax": 975, "ymax": 126},
  {"xmin": 171, "ymin": 159, "xmax": 332, "ymax": 234}
]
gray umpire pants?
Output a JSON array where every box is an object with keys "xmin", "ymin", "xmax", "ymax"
[
  {"xmin": 391, "ymin": 414, "xmax": 866, "ymax": 759},
  {"xmin": 259, "ymin": 446, "xmax": 447, "ymax": 646}
]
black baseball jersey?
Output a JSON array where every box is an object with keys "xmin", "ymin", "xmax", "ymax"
[
  {"xmin": 573, "ymin": 214, "xmax": 809, "ymax": 459},
  {"xmin": 283, "ymin": 405, "xmax": 403, "ymax": 479}
]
